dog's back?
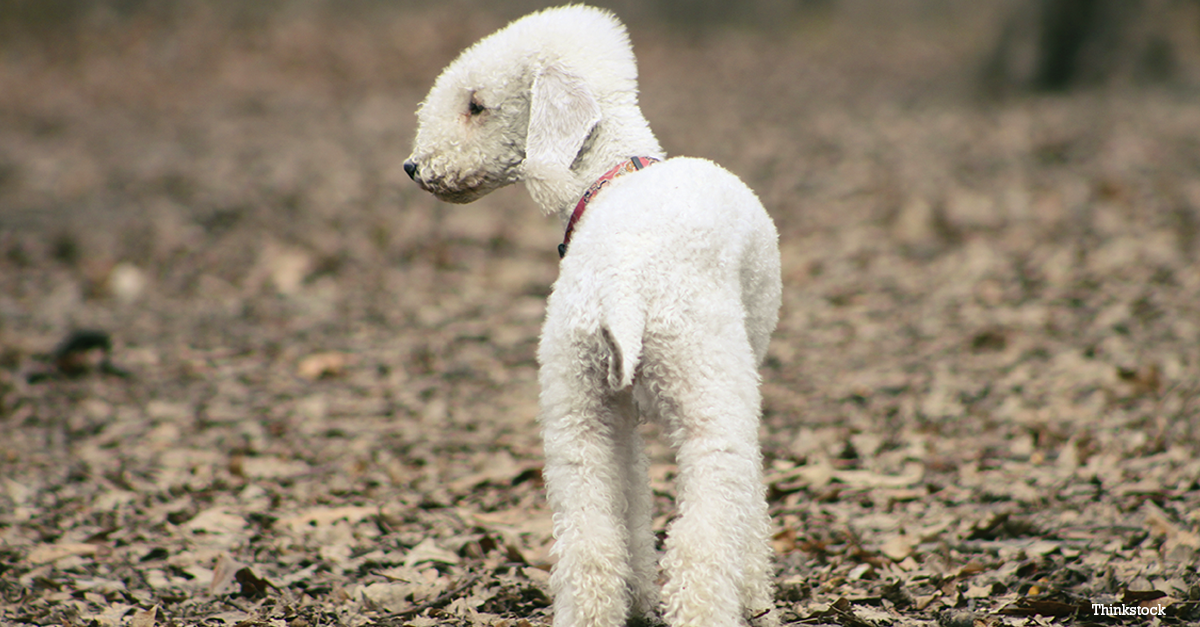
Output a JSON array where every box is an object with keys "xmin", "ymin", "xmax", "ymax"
[{"xmin": 544, "ymin": 156, "xmax": 781, "ymax": 392}]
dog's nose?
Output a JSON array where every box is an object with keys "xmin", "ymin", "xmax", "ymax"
[{"xmin": 403, "ymin": 160, "xmax": 418, "ymax": 180}]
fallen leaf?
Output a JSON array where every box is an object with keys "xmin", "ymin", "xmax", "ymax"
[
  {"xmin": 26, "ymin": 542, "xmax": 100, "ymax": 565},
  {"xmin": 234, "ymin": 566, "xmax": 274, "ymax": 598},
  {"xmin": 998, "ymin": 599, "xmax": 1086, "ymax": 617},
  {"xmin": 448, "ymin": 452, "xmax": 538, "ymax": 492},
  {"xmin": 806, "ymin": 597, "xmax": 875, "ymax": 627},
  {"xmin": 1026, "ymin": 540, "xmax": 1060, "ymax": 557},
  {"xmin": 847, "ymin": 563, "xmax": 872, "ymax": 581},
  {"xmin": 129, "ymin": 605, "xmax": 158, "ymax": 627},
  {"xmin": 278, "ymin": 505, "xmax": 377, "ymax": 534},
  {"xmin": 913, "ymin": 593, "xmax": 939, "ymax": 611},
  {"xmin": 1144, "ymin": 501, "xmax": 1200, "ymax": 557},
  {"xmin": 75, "ymin": 577, "xmax": 126, "ymax": 593},
  {"xmin": 297, "ymin": 352, "xmax": 348, "ymax": 380},
  {"xmin": 210, "ymin": 553, "xmax": 246, "ymax": 595},
  {"xmin": 81, "ymin": 603, "xmax": 134, "ymax": 627},
  {"xmin": 184, "ymin": 508, "xmax": 247, "ymax": 535},
  {"xmin": 879, "ymin": 534, "xmax": 917, "ymax": 561},
  {"xmin": 964, "ymin": 583, "xmax": 993, "ymax": 598},
  {"xmin": 404, "ymin": 537, "xmax": 461, "ymax": 567},
  {"xmin": 772, "ymin": 528, "xmax": 798, "ymax": 554},
  {"xmin": 957, "ymin": 560, "xmax": 987, "ymax": 577},
  {"xmin": 1122, "ymin": 589, "xmax": 1168, "ymax": 604},
  {"xmin": 765, "ymin": 457, "xmax": 834, "ymax": 490},
  {"xmin": 262, "ymin": 243, "xmax": 314, "ymax": 295},
  {"xmin": 833, "ymin": 462, "xmax": 925, "ymax": 489},
  {"xmin": 234, "ymin": 455, "xmax": 311, "ymax": 479}
]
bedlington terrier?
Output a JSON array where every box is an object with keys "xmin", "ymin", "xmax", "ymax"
[{"xmin": 404, "ymin": 6, "xmax": 782, "ymax": 627}]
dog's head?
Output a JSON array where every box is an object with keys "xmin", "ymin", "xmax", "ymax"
[{"xmin": 404, "ymin": 5, "xmax": 635, "ymax": 206}]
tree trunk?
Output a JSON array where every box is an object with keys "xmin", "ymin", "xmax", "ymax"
[{"xmin": 983, "ymin": 0, "xmax": 1198, "ymax": 94}]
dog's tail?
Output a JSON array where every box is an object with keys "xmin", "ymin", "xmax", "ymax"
[{"xmin": 599, "ymin": 297, "xmax": 645, "ymax": 391}]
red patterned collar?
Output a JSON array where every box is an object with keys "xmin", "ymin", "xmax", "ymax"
[{"xmin": 559, "ymin": 156, "xmax": 660, "ymax": 259}]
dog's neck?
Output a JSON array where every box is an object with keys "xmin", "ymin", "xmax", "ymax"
[{"xmin": 525, "ymin": 109, "xmax": 664, "ymax": 223}]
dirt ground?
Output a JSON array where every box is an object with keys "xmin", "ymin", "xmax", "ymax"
[{"xmin": 1, "ymin": 2, "xmax": 1199, "ymax": 625}]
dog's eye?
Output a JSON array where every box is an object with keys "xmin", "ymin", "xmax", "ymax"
[{"xmin": 468, "ymin": 97, "xmax": 485, "ymax": 116}]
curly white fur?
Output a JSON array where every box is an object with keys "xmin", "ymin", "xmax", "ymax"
[{"xmin": 405, "ymin": 6, "xmax": 782, "ymax": 627}]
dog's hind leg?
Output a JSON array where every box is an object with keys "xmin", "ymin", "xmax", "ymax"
[
  {"xmin": 613, "ymin": 390, "xmax": 659, "ymax": 622},
  {"xmin": 647, "ymin": 323, "xmax": 774, "ymax": 627},
  {"xmin": 540, "ymin": 334, "xmax": 643, "ymax": 627}
]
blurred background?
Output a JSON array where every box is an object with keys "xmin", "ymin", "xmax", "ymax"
[
  {"xmin": 2, "ymin": 0, "xmax": 1198, "ymax": 261},
  {"xmin": 2, "ymin": 0, "xmax": 1198, "ymax": 263}
]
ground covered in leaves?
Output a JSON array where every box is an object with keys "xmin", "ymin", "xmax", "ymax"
[{"xmin": 1, "ymin": 2, "xmax": 1199, "ymax": 626}]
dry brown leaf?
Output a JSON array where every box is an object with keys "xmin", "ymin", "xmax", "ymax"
[
  {"xmin": 360, "ymin": 581, "xmax": 418, "ymax": 613},
  {"xmin": 26, "ymin": 542, "xmax": 100, "ymax": 565},
  {"xmin": 184, "ymin": 508, "xmax": 247, "ymax": 536},
  {"xmin": 847, "ymin": 563, "xmax": 872, "ymax": 581},
  {"xmin": 879, "ymin": 534, "xmax": 918, "ymax": 561},
  {"xmin": 277, "ymin": 505, "xmax": 377, "ymax": 533},
  {"xmin": 235, "ymin": 455, "xmax": 311, "ymax": 479},
  {"xmin": 964, "ymin": 583, "xmax": 993, "ymax": 598},
  {"xmin": 210, "ymin": 553, "xmax": 243, "ymax": 595},
  {"xmin": 129, "ymin": 605, "xmax": 158, "ymax": 627},
  {"xmin": 998, "ymin": 598, "xmax": 1087, "ymax": 617},
  {"xmin": 764, "ymin": 457, "xmax": 834, "ymax": 490},
  {"xmin": 261, "ymin": 243, "xmax": 314, "ymax": 295},
  {"xmin": 912, "ymin": 593, "xmax": 939, "ymax": 611},
  {"xmin": 447, "ymin": 452, "xmax": 536, "ymax": 492},
  {"xmin": 403, "ymin": 537, "xmax": 461, "ymax": 567},
  {"xmin": 466, "ymin": 507, "xmax": 554, "ymax": 538},
  {"xmin": 848, "ymin": 463, "xmax": 924, "ymax": 488},
  {"xmin": 82, "ymin": 603, "xmax": 135, "ymax": 626},
  {"xmin": 776, "ymin": 461, "xmax": 924, "ymax": 491},
  {"xmin": 297, "ymin": 351, "xmax": 348, "ymax": 380},
  {"xmin": 772, "ymin": 528, "xmax": 799, "ymax": 554},
  {"xmin": 233, "ymin": 567, "xmax": 274, "ymax": 598},
  {"xmin": 1144, "ymin": 502, "xmax": 1200, "ymax": 547},
  {"xmin": 1021, "ymin": 540, "xmax": 1058, "ymax": 557}
]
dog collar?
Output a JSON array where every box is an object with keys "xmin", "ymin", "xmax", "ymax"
[{"xmin": 559, "ymin": 156, "xmax": 660, "ymax": 259}]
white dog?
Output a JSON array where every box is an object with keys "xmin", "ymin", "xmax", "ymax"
[{"xmin": 405, "ymin": 6, "xmax": 782, "ymax": 627}]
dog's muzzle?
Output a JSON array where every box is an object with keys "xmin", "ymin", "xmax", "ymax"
[{"xmin": 403, "ymin": 160, "xmax": 418, "ymax": 180}]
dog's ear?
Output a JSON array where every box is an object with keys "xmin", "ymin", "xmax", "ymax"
[{"xmin": 525, "ymin": 62, "xmax": 602, "ymax": 179}]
